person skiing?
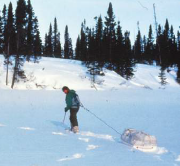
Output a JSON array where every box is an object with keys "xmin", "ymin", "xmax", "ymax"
[{"xmin": 62, "ymin": 86, "xmax": 80, "ymax": 133}]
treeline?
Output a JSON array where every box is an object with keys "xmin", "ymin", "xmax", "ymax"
[
  {"xmin": 75, "ymin": 3, "xmax": 133, "ymax": 80},
  {"xmin": 74, "ymin": 3, "xmax": 180, "ymax": 82},
  {"xmin": 0, "ymin": 0, "xmax": 42, "ymax": 57},
  {"xmin": 0, "ymin": 1, "xmax": 180, "ymax": 87},
  {"xmin": 0, "ymin": 0, "xmax": 42, "ymax": 88}
]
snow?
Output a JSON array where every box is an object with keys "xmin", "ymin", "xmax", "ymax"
[
  {"xmin": 86, "ymin": 145, "xmax": 99, "ymax": 151},
  {"xmin": 19, "ymin": 127, "xmax": 36, "ymax": 131},
  {"xmin": 52, "ymin": 132, "xmax": 66, "ymax": 136},
  {"xmin": 0, "ymin": 55, "xmax": 180, "ymax": 166},
  {"xmin": 154, "ymin": 147, "xmax": 168, "ymax": 155},
  {"xmin": 57, "ymin": 153, "xmax": 83, "ymax": 162},
  {"xmin": 78, "ymin": 137, "xmax": 90, "ymax": 142},
  {"xmin": 176, "ymin": 155, "xmax": 180, "ymax": 162}
]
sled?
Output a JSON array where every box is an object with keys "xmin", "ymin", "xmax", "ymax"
[{"xmin": 121, "ymin": 129, "xmax": 157, "ymax": 152}]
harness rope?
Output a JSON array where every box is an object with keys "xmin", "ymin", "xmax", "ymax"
[{"xmin": 80, "ymin": 102, "xmax": 122, "ymax": 135}]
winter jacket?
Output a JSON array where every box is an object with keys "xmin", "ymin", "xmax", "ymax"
[{"xmin": 65, "ymin": 90, "xmax": 79, "ymax": 111}]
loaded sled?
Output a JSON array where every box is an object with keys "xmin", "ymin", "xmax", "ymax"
[{"xmin": 121, "ymin": 129, "xmax": 157, "ymax": 152}]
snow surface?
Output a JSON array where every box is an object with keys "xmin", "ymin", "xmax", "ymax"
[
  {"xmin": 176, "ymin": 155, "xmax": 180, "ymax": 162},
  {"xmin": 0, "ymin": 55, "xmax": 180, "ymax": 166},
  {"xmin": 0, "ymin": 55, "xmax": 179, "ymax": 90}
]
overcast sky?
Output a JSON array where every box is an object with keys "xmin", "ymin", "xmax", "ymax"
[{"xmin": 0, "ymin": 0, "xmax": 180, "ymax": 47}]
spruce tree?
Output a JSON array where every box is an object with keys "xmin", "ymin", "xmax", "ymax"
[
  {"xmin": 169, "ymin": 25, "xmax": 177, "ymax": 65},
  {"xmin": 104, "ymin": 2, "xmax": 116, "ymax": 65},
  {"xmin": 159, "ymin": 67, "xmax": 167, "ymax": 86},
  {"xmin": 75, "ymin": 35, "xmax": 81, "ymax": 60},
  {"xmin": 114, "ymin": 21, "xmax": 125, "ymax": 76},
  {"xmin": 116, "ymin": 21, "xmax": 124, "ymax": 59},
  {"xmin": 79, "ymin": 21, "xmax": 88, "ymax": 61},
  {"xmin": 6, "ymin": 2, "xmax": 16, "ymax": 55},
  {"xmin": 43, "ymin": 33, "xmax": 48, "ymax": 56},
  {"xmin": 102, "ymin": 26, "xmax": 109, "ymax": 63},
  {"xmin": 178, "ymin": 31, "xmax": 180, "ymax": 82},
  {"xmin": 86, "ymin": 27, "xmax": 93, "ymax": 62},
  {"xmin": 12, "ymin": 0, "xmax": 27, "ymax": 89},
  {"xmin": 4, "ymin": 2, "xmax": 16, "ymax": 85},
  {"xmin": 53, "ymin": 17, "xmax": 57, "ymax": 56},
  {"xmin": 68, "ymin": 38, "xmax": 73, "ymax": 59},
  {"xmin": 124, "ymin": 31, "xmax": 134, "ymax": 79},
  {"xmin": 177, "ymin": 31, "xmax": 180, "ymax": 59},
  {"xmin": 145, "ymin": 25, "xmax": 154, "ymax": 64},
  {"xmin": 64, "ymin": 25, "xmax": 73, "ymax": 59},
  {"xmin": 162, "ymin": 19, "xmax": 170, "ymax": 67},
  {"xmin": 2, "ymin": 4, "xmax": 7, "ymax": 52},
  {"xmin": 0, "ymin": 15, "xmax": 3, "ymax": 54},
  {"xmin": 142, "ymin": 35, "xmax": 147, "ymax": 56},
  {"xmin": 64, "ymin": 25, "xmax": 69, "ymax": 59},
  {"xmin": 15, "ymin": 0, "xmax": 27, "ymax": 55},
  {"xmin": 2, "ymin": 5, "xmax": 7, "ymax": 26},
  {"xmin": 164, "ymin": 19, "xmax": 170, "ymax": 40},
  {"xmin": 86, "ymin": 27, "xmax": 101, "ymax": 83},
  {"xmin": 56, "ymin": 33, "xmax": 62, "ymax": 58},
  {"xmin": 33, "ymin": 16, "xmax": 42, "ymax": 58},
  {"xmin": 46, "ymin": 24, "xmax": 53, "ymax": 56},
  {"xmin": 53, "ymin": 18, "xmax": 62, "ymax": 58},
  {"xmin": 85, "ymin": 27, "xmax": 96, "ymax": 66},
  {"xmin": 34, "ymin": 31, "xmax": 42, "ymax": 57},
  {"xmin": 95, "ymin": 15, "xmax": 103, "ymax": 63},
  {"xmin": 124, "ymin": 31, "xmax": 132, "ymax": 57},
  {"xmin": 134, "ymin": 29, "xmax": 142, "ymax": 62},
  {"xmin": 26, "ymin": 0, "xmax": 34, "ymax": 58},
  {"xmin": 156, "ymin": 24, "xmax": 163, "ymax": 64}
]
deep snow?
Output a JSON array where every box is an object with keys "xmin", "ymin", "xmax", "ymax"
[{"xmin": 0, "ymin": 55, "xmax": 180, "ymax": 166}]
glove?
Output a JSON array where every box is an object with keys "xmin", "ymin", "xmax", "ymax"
[{"xmin": 64, "ymin": 107, "xmax": 68, "ymax": 112}]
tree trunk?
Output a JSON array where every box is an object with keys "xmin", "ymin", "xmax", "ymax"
[
  {"xmin": 11, "ymin": 33, "xmax": 20, "ymax": 89},
  {"xmin": 6, "ymin": 39, "xmax": 10, "ymax": 86},
  {"xmin": 11, "ymin": 55, "xmax": 19, "ymax": 89}
]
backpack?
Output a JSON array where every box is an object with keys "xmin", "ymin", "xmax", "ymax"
[{"xmin": 71, "ymin": 93, "xmax": 81, "ymax": 108}]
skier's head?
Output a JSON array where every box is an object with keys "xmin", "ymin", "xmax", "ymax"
[{"xmin": 62, "ymin": 86, "xmax": 69, "ymax": 94}]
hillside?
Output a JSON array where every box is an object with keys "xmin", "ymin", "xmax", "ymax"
[{"xmin": 0, "ymin": 55, "xmax": 179, "ymax": 90}]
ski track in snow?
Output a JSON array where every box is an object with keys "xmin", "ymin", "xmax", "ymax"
[
  {"xmin": 57, "ymin": 153, "xmax": 83, "ymax": 162},
  {"xmin": 79, "ymin": 131, "xmax": 114, "ymax": 141},
  {"xmin": 1, "ymin": 123, "xmax": 170, "ymax": 156},
  {"xmin": 78, "ymin": 137, "xmax": 90, "ymax": 142},
  {"xmin": 19, "ymin": 127, "xmax": 35, "ymax": 131},
  {"xmin": 86, "ymin": 145, "xmax": 99, "ymax": 151},
  {"xmin": 52, "ymin": 132, "xmax": 66, "ymax": 136}
]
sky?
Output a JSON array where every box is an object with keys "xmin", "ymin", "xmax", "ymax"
[{"xmin": 0, "ymin": 0, "xmax": 180, "ymax": 47}]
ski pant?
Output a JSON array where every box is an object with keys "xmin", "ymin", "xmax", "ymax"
[{"xmin": 70, "ymin": 107, "xmax": 79, "ymax": 127}]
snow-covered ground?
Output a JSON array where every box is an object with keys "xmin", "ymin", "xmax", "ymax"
[
  {"xmin": 0, "ymin": 55, "xmax": 179, "ymax": 91},
  {"xmin": 0, "ymin": 55, "xmax": 180, "ymax": 166}
]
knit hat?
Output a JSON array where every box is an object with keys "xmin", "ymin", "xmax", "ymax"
[{"xmin": 62, "ymin": 86, "xmax": 69, "ymax": 92}]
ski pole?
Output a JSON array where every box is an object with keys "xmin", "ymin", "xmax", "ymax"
[{"xmin": 63, "ymin": 112, "xmax": 66, "ymax": 123}]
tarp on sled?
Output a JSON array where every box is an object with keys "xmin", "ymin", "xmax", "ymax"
[{"xmin": 121, "ymin": 129, "xmax": 157, "ymax": 152}]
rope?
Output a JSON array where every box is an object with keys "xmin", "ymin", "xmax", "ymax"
[{"xmin": 80, "ymin": 103, "xmax": 122, "ymax": 136}]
